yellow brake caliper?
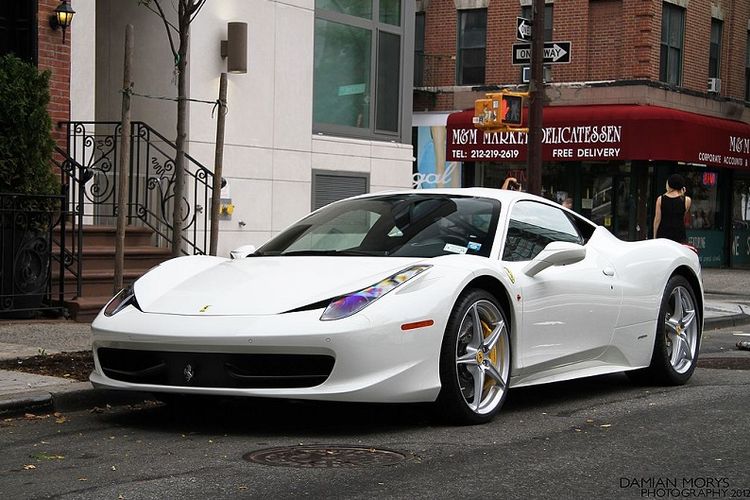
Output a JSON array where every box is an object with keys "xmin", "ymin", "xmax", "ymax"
[{"xmin": 482, "ymin": 320, "xmax": 498, "ymax": 393}]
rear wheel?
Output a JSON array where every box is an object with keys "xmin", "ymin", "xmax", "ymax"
[
  {"xmin": 437, "ymin": 289, "xmax": 511, "ymax": 425},
  {"xmin": 628, "ymin": 275, "xmax": 701, "ymax": 385}
]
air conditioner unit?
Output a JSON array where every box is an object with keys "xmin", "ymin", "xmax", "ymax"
[{"xmin": 707, "ymin": 77, "xmax": 721, "ymax": 93}]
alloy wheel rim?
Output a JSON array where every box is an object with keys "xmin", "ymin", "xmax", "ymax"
[
  {"xmin": 664, "ymin": 285, "xmax": 698, "ymax": 374},
  {"xmin": 455, "ymin": 300, "xmax": 510, "ymax": 415}
]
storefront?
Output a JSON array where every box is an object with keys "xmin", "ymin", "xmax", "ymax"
[{"xmin": 445, "ymin": 104, "xmax": 750, "ymax": 267}]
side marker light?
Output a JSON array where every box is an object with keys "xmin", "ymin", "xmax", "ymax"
[{"xmin": 401, "ymin": 320, "xmax": 434, "ymax": 331}]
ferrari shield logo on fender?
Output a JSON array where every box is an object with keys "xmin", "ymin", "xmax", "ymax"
[
  {"xmin": 199, "ymin": 305, "xmax": 211, "ymax": 313},
  {"xmin": 503, "ymin": 267, "xmax": 516, "ymax": 284},
  {"xmin": 183, "ymin": 364, "xmax": 194, "ymax": 383}
]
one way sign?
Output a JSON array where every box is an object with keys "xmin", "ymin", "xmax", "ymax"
[{"xmin": 512, "ymin": 41, "xmax": 572, "ymax": 65}]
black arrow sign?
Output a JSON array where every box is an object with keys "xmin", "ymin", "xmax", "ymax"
[{"xmin": 512, "ymin": 41, "xmax": 572, "ymax": 65}]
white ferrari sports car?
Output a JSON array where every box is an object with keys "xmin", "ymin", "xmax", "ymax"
[{"xmin": 91, "ymin": 188, "xmax": 703, "ymax": 424}]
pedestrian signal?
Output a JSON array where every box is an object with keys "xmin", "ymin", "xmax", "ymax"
[
  {"xmin": 499, "ymin": 94, "xmax": 523, "ymax": 127},
  {"xmin": 473, "ymin": 91, "xmax": 527, "ymax": 131}
]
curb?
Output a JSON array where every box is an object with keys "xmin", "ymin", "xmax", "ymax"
[
  {"xmin": 0, "ymin": 390, "xmax": 53, "ymax": 416},
  {"xmin": 704, "ymin": 313, "xmax": 750, "ymax": 331},
  {"xmin": 0, "ymin": 382, "xmax": 151, "ymax": 417}
]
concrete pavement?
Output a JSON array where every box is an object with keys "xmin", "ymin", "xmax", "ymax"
[{"xmin": 1, "ymin": 268, "xmax": 749, "ymax": 416}]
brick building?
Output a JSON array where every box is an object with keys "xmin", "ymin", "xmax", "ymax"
[
  {"xmin": 412, "ymin": 0, "xmax": 750, "ymax": 268},
  {"xmin": 0, "ymin": 0, "xmax": 72, "ymax": 145}
]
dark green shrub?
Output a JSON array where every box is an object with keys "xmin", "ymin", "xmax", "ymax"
[{"xmin": 0, "ymin": 54, "xmax": 59, "ymax": 196}]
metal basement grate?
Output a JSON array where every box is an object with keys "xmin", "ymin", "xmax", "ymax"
[{"xmin": 243, "ymin": 445, "xmax": 407, "ymax": 468}]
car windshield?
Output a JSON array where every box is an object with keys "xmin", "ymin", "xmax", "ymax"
[{"xmin": 258, "ymin": 194, "xmax": 501, "ymax": 258}]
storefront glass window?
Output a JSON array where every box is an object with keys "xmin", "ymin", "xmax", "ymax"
[
  {"xmin": 678, "ymin": 167, "xmax": 723, "ymax": 267},
  {"xmin": 732, "ymin": 174, "xmax": 750, "ymax": 268},
  {"xmin": 678, "ymin": 169, "xmax": 720, "ymax": 230},
  {"xmin": 580, "ymin": 163, "xmax": 619, "ymax": 229}
]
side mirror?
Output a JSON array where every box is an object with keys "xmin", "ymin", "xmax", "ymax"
[
  {"xmin": 230, "ymin": 244, "xmax": 256, "ymax": 260},
  {"xmin": 522, "ymin": 241, "xmax": 586, "ymax": 277}
]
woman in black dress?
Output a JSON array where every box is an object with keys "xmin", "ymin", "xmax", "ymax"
[{"xmin": 653, "ymin": 174, "xmax": 692, "ymax": 243}]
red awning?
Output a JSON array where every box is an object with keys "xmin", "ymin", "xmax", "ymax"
[{"xmin": 446, "ymin": 104, "xmax": 750, "ymax": 168}]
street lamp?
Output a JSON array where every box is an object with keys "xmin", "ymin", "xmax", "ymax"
[{"xmin": 49, "ymin": 0, "xmax": 76, "ymax": 44}]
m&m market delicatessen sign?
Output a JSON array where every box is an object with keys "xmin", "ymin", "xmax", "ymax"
[{"xmin": 446, "ymin": 104, "xmax": 750, "ymax": 168}]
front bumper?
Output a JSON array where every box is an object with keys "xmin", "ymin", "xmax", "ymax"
[{"xmin": 90, "ymin": 306, "xmax": 446, "ymax": 403}]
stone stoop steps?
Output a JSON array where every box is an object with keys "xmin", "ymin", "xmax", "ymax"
[{"xmin": 52, "ymin": 225, "xmax": 172, "ymax": 322}]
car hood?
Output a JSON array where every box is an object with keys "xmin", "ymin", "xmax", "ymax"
[{"xmin": 133, "ymin": 255, "xmax": 427, "ymax": 316}]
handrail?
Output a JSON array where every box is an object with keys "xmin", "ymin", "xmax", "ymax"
[{"xmin": 59, "ymin": 121, "xmax": 214, "ymax": 257}]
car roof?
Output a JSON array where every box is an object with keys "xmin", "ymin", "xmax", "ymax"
[{"xmin": 354, "ymin": 187, "xmax": 546, "ymax": 204}]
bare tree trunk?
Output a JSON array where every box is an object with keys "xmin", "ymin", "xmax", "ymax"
[
  {"xmin": 171, "ymin": 2, "xmax": 189, "ymax": 257},
  {"xmin": 115, "ymin": 24, "xmax": 134, "ymax": 292}
]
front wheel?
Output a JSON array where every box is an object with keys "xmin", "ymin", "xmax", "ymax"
[
  {"xmin": 629, "ymin": 275, "xmax": 701, "ymax": 385},
  {"xmin": 436, "ymin": 289, "xmax": 511, "ymax": 425}
]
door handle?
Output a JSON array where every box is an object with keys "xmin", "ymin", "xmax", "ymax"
[{"xmin": 602, "ymin": 267, "xmax": 615, "ymax": 277}]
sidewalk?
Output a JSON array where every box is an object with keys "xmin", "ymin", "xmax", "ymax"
[{"xmin": 1, "ymin": 268, "xmax": 749, "ymax": 416}]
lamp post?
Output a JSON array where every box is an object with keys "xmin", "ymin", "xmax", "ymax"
[{"xmin": 49, "ymin": 0, "xmax": 75, "ymax": 44}]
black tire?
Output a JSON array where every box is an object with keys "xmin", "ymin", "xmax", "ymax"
[
  {"xmin": 436, "ymin": 289, "xmax": 511, "ymax": 425},
  {"xmin": 627, "ymin": 275, "xmax": 701, "ymax": 386}
]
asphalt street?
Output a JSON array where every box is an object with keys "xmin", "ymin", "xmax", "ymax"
[{"xmin": 0, "ymin": 324, "xmax": 748, "ymax": 500}]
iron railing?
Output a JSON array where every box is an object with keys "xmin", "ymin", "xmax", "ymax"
[
  {"xmin": 0, "ymin": 192, "xmax": 65, "ymax": 316},
  {"xmin": 60, "ymin": 121, "xmax": 214, "ymax": 257}
]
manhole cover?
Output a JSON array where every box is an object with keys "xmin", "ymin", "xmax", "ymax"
[
  {"xmin": 698, "ymin": 357, "xmax": 750, "ymax": 370},
  {"xmin": 243, "ymin": 445, "xmax": 407, "ymax": 468}
]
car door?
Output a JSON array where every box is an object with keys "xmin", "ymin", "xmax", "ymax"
[{"xmin": 501, "ymin": 200, "xmax": 622, "ymax": 370}]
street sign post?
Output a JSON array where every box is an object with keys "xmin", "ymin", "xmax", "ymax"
[
  {"xmin": 516, "ymin": 17, "xmax": 531, "ymax": 42},
  {"xmin": 512, "ymin": 41, "xmax": 571, "ymax": 65}
]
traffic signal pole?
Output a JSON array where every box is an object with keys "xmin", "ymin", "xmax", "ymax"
[{"xmin": 527, "ymin": 0, "xmax": 546, "ymax": 196}]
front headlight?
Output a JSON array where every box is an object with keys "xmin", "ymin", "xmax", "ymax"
[
  {"xmin": 103, "ymin": 283, "xmax": 140, "ymax": 317},
  {"xmin": 320, "ymin": 265, "xmax": 431, "ymax": 321}
]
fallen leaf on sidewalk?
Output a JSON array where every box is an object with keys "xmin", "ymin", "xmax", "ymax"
[{"xmin": 23, "ymin": 464, "xmax": 36, "ymax": 470}]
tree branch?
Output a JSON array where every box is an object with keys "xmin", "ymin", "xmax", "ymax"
[{"xmin": 151, "ymin": 0, "xmax": 179, "ymax": 59}]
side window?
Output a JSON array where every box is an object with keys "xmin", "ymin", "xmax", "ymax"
[{"xmin": 503, "ymin": 201, "xmax": 583, "ymax": 262}]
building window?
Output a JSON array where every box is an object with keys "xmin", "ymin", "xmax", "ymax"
[
  {"xmin": 414, "ymin": 12, "xmax": 425, "ymax": 86},
  {"xmin": 660, "ymin": 2, "xmax": 685, "ymax": 86},
  {"xmin": 709, "ymin": 19, "xmax": 722, "ymax": 79},
  {"xmin": 0, "ymin": 0, "xmax": 36, "ymax": 63},
  {"xmin": 521, "ymin": 4, "xmax": 553, "ymax": 42},
  {"xmin": 314, "ymin": 0, "xmax": 406, "ymax": 139},
  {"xmin": 457, "ymin": 9, "xmax": 486, "ymax": 86},
  {"xmin": 312, "ymin": 171, "xmax": 370, "ymax": 210}
]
